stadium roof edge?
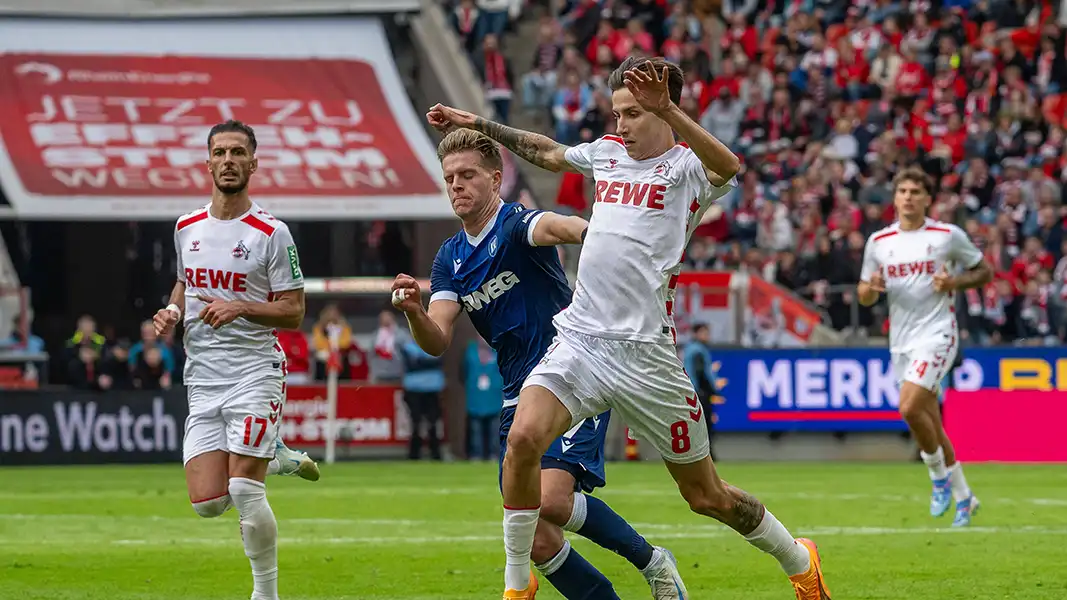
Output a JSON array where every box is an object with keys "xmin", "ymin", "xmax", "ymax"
[{"xmin": 0, "ymin": 0, "xmax": 421, "ymax": 18}]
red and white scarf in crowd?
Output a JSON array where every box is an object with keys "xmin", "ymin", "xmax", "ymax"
[{"xmin": 374, "ymin": 325, "xmax": 396, "ymax": 360}]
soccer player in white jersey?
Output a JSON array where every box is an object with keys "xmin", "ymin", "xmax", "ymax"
[
  {"xmin": 153, "ymin": 120, "xmax": 318, "ymax": 600},
  {"xmin": 428, "ymin": 56, "xmax": 831, "ymax": 600},
  {"xmin": 858, "ymin": 167, "xmax": 992, "ymax": 527}
]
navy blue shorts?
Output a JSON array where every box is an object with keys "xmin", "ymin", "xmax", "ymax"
[{"xmin": 498, "ymin": 405, "xmax": 609, "ymax": 493}]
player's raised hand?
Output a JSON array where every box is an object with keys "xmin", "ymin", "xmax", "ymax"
[
  {"xmin": 196, "ymin": 295, "xmax": 243, "ymax": 329},
  {"xmin": 932, "ymin": 265, "xmax": 954, "ymax": 293},
  {"xmin": 426, "ymin": 104, "xmax": 476, "ymax": 134},
  {"xmin": 153, "ymin": 307, "xmax": 180, "ymax": 336},
  {"xmin": 391, "ymin": 273, "xmax": 424, "ymax": 314},
  {"xmin": 623, "ymin": 60, "xmax": 672, "ymax": 115}
]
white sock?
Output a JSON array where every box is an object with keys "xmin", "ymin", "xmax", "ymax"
[
  {"xmin": 503, "ymin": 505, "xmax": 540, "ymax": 591},
  {"xmin": 266, "ymin": 458, "xmax": 281, "ymax": 476},
  {"xmin": 743, "ymin": 509, "xmax": 811, "ymax": 577},
  {"xmin": 948, "ymin": 463, "xmax": 972, "ymax": 502},
  {"xmin": 534, "ymin": 540, "xmax": 571, "ymax": 576},
  {"xmin": 920, "ymin": 446, "xmax": 949, "ymax": 481},
  {"xmin": 562, "ymin": 492, "xmax": 587, "ymax": 533},
  {"xmin": 229, "ymin": 478, "xmax": 279, "ymax": 600}
]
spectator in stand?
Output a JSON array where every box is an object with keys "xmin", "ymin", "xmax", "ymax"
[
  {"xmin": 65, "ymin": 315, "xmax": 105, "ymax": 358},
  {"xmin": 400, "ymin": 338, "xmax": 444, "ymax": 461},
  {"xmin": 552, "ymin": 70, "xmax": 595, "ymax": 144},
  {"xmin": 450, "ymin": 0, "xmax": 482, "ymax": 55},
  {"xmin": 98, "ymin": 339, "xmax": 135, "ymax": 391},
  {"xmin": 277, "ymin": 328, "xmax": 311, "ymax": 384},
  {"xmin": 311, "ymin": 303, "xmax": 353, "ymax": 381},
  {"xmin": 521, "ymin": 18, "xmax": 563, "ymax": 114},
  {"xmin": 68, "ymin": 343, "xmax": 101, "ymax": 391},
  {"xmin": 475, "ymin": 34, "xmax": 515, "ymax": 123},
  {"xmin": 133, "ymin": 346, "xmax": 171, "ymax": 390},
  {"xmin": 475, "ymin": 0, "xmax": 511, "ymax": 43},
  {"xmin": 129, "ymin": 319, "xmax": 175, "ymax": 377},
  {"xmin": 370, "ymin": 309, "xmax": 406, "ymax": 384},
  {"xmin": 463, "ymin": 337, "xmax": 503, "ymax": 461}
]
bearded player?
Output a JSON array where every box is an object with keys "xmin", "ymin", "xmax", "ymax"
[
  {"xmin": 392, "ymin": 128, "xmax": 688, "ymax": 600},
  {"xmin": 153, "ymin": 120, "xmax": 317, "ymax": 600},
  {"xmin": 858, "ymin": 167, "xmax": 991, "ymax": 527},
  {"xmin": 429, "ymin": 57, "xmax": 830, "ymax": 600}
]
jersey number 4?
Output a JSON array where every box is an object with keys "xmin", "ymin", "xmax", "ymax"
[
  {"xmin": 912, "ymin": 360, "xmax": 929, "ymax": 379},
  {"xmin": 243, "ymin": 416, "xmax": 269, "ymax": 447}
]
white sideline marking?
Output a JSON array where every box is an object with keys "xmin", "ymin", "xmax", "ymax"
[{"xmin": 1, "ymin": 525, "xmax": 1065, "ymax": 547}]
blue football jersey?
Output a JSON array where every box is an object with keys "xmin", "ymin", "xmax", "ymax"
[{"xmin": 430, "ymin": 202, "xmax": 572, "ymax": 400}]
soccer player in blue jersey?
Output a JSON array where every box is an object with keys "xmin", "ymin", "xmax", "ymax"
[{"xmin": 391, "ymin": 129, "xmax": 688, "ymax": 600}]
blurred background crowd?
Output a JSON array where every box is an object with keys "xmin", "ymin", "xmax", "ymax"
[{"xmin": 446, "ymin": 0, "xmax": 1067, "ymax": 345}]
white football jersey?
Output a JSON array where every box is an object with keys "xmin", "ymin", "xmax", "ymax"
[
  {"xmin": 860, "ymin": 219, "xmax": 984, "ymax": 353},
  {"xmin": 559, "ymin": 136, "xmax": 735, "ymax": 342},
  {"xmin": 174, "ymin": 202, "xmax": 304, "ymax": 385}
]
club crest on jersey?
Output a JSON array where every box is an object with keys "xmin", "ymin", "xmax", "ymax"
[
  {"xmin": 927, "ymin": 244, "xmax": 934, "ymax": 256},
  {"xmin": 190, "ymin": 240, "xmax": 200, "ymax": 252},
  {"xmin": 488, "ymin": 236, "xmax": 499, "ymax": 257},
  {"xmin": 654, "ymin": 161, "xmax": 672, "ymax": 177},
  {"xmin": 608, "ymin": 158, "xmax": 618, "ymax": 169},
  {"xmin": 232, "ymin": 240, "xmax": 251, "ymax": 260}
]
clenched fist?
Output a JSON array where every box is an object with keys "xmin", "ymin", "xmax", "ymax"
[{"xmin": 391, "ymin": 273, "xmax": 424, "ymax": 314}]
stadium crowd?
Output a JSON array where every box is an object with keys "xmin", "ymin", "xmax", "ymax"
[{"xmin": 447, "ymin": 0, "xmax": 1067, "ymax": 344}]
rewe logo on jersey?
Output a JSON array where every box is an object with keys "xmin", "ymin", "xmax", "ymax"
[
  {"xmin": 185, "ymin": 267, "xmax": 249, "ymax": 292},
  {"xmin": 461, "ymin": 271, "xmax": 520, "ymax": 312},
  {"xmin": 593, "ymin": 181, "xmax": 667, "ymax": 210},
  {"xmin": 886, "ymin": 260, "xmax": 936, "ymax": 278}
]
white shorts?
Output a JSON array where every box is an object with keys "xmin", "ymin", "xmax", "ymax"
[
  {"xmin": 182, "ymin": 372, "xmax": 286, "ymax": 465},
  {"xmin": 892, "ymin": 331, "xmax": 958, "ymax": 394},
  {"xmin": 523, "ymin": 327, "xmax": 709, "ymax": 464}
]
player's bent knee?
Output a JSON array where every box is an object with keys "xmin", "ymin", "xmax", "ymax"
[
  {"xmin": 898, "ymin": 383, "xmax": 932, "ymax": 421},
  {"xmin": 191, "ymin": 493, "xmax": 233, "ymax": 518},
  {"xmin": 505, "ymin": 427, "xmax": 548, "ymax": 465}
]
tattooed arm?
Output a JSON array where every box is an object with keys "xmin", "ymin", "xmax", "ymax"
[
  {"xmin": 427, "ymin": 103, "xmax": 579, "ymax": 174},
  {"xmin": 470, "ymin": 116, "xmax": 578, "ymax": 173}
]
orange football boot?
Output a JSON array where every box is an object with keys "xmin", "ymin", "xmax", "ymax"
[
  {"xmin": 789, "ymin": 538, "xmax": 831, "ymax": 599},
  {"xmin": 502, "ymin": 569, "xmax": 539, "ymax": 599}
]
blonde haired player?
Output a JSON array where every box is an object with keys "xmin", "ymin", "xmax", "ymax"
[
  {"xmin": 153, "ymin": 120, "xmax": 318, "ymax": 600},
  {"xmin": 858, "ymin": 167, "xmax": 992, "ymax": 527},
  {"xmin": 429, "ymin": 56, "xmax": 831, "ymax": 600}
]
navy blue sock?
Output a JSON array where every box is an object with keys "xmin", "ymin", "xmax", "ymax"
[
  {"xmin": 542, "ymin": 541, "xmax": 620, "ymax": 600},
  {"xmin": 573, "ymin": 493, "xmax": 655, "ymax": 570}
]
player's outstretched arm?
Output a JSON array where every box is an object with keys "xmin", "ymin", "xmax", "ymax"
[
  {"xmin": 621, "ymin": 62, "xmax": 740, "ymax": 186},
  {"xmin": 391, "ymin": 274, "xmax": 461, "ymax": 357},
  {"xmin": 231, "ymin": 289, "xmax": 305, "ymax": 330},
  {"xmin": 427, "ymin": 104, "xmax": 578, "ymax": 173},
  {"xmin": 531, "ymin": 212, "xmax": 589, "ymax": 246}
]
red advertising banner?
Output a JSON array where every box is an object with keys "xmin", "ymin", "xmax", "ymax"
[
  {"xmin": 0, "ymin": 18, "xmax": 448, "ymax": 220},
  {"xmin": 280, "ymin": 384, "xmax": 412, "ymax": 448}
]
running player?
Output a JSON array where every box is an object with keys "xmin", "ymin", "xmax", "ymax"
[
  {"xmin": 391, "ymin": 128, "xmax": 688, "ymax": 600},
  {"xmin": 428, "ymin": 57, "xmax": 830, "ymax": 600},
  {"xmin": 858, "ymin": 167, "xmax": 991, "ymax": 527},
  {"xmin": 153, "ymin": 120, "xmax": 317, "ymax": 600}
]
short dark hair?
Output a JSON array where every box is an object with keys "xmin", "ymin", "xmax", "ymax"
[
  {"xmin": 207, "ymin": 120, "xmax": 257, "ymax": 153},
  {"xmin": 608, "ymin": 56, "xmax": 684, "ymax": 106},
  {"xmin": 892, "ymin": 166, "xmax": 932, "ymax": 196},
  {"xmin": 692, "ymin": 323, "xmax": 709, "ymax": 335},
  {"xmin": 436, "ymin": 129, "xmax": 503, "ymax": 171}
]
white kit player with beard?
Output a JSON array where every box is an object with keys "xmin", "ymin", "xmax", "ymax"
[
  {"xmin": 858, "ymin": 167, "xmax": 992, "ymax": 528},
  {"xmin": 153, "ymin": 120, "xmax": 318, "ymax": 600}
]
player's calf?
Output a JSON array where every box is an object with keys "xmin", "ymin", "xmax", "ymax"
[{"xmin": 532, "ymin": 520, "xmax": 620, "ymax": 600}]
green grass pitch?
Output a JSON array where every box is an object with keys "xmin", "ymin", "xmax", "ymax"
[{"xmin": 1, "ymin": 461, "xmax": 1065, "ymax": 599}]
